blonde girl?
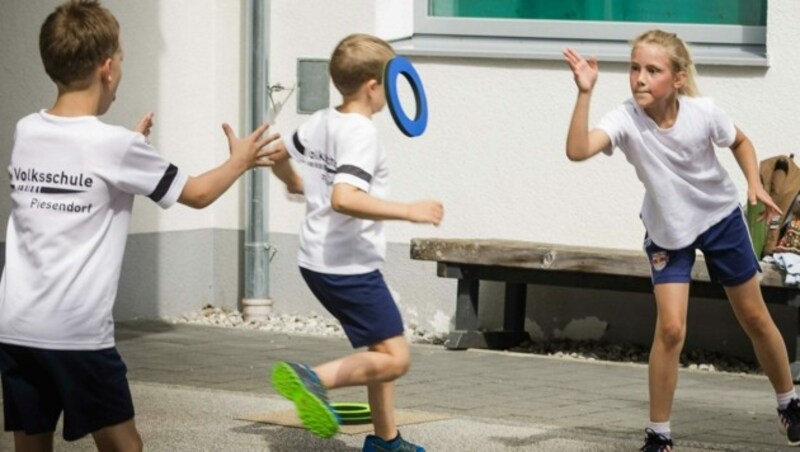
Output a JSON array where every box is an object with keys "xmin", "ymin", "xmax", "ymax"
[{"xmin": 564, "ymin": 29, "xmax": 800, "ymax": 450}]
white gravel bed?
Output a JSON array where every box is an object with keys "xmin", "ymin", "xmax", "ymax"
[
  {"xmin": 168, "ymin": 305, "xmax": 762, "ymax": 375},
  {"xmin": 167, "ymin": 305, "xmax": 447, "ymax": 345}
]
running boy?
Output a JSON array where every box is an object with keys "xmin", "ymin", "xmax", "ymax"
[
  {"xmin": 564, "ymin": 29, "xmax": 800, "ymax": 450},
  {"xmin": 0, "ymin": 1, "xmax": 279, "ymax": 450},
  {"xmin": 269, "ymin": 33, "xmax": 443, "ymax": 451}
]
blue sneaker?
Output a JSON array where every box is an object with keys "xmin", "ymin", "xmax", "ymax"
[
  {"xmin": 363, "ymin": 432, "xmax": 425, "ymax": 452},
  {"xmin": 271, "ymin": 361, "xmax": 340, "ymax": 438}
]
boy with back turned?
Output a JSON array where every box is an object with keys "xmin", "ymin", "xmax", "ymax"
[{"xmin": 0, "ymin": 1, "xmax": 278, "ymax": 450}]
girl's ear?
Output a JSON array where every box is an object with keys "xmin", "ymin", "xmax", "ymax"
[{"xmin": 673, "ymin": 70, "xmax": 687, "ymax": 92}]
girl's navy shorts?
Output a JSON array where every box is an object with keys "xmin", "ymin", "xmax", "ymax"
[
  {"xmin": 300, "ymin": 267, "xmax": 405, "ymax": 348},
  {"xmin": 0, "ymin": 343, "xmax": 134, "ymax": 441},
  {"xmin": 644, "ymin": 207, "xmax": 761, "ymax": 287}
]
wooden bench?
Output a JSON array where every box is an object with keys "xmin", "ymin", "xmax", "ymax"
[{"xmin": 410, "ymin": 238, "xmax": 800, "ymax": 375}]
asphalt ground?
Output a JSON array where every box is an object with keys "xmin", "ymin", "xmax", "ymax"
[{"xmin": 0, "ymin": 320, "xmax": 796, "ymax": 451}]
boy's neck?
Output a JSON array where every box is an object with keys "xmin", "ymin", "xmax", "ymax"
[
  {"xmin": 337, "ymin": 98, "xmax": 374, "ymax": 119},
  {"xmin": 48, "ymin": 86, "xmax": 104, "ymax": 117}
]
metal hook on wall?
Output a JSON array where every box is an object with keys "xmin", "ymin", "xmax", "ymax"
[{"xmin": 267, "ymin": 83, "xmax": 296, "ymax": 121}]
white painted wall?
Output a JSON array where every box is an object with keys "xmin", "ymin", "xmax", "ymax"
[
  {"xmin": 267, "ymin": 0, "xmax": 800, "ymax": 252},
  {"xmin": 2, "ymin": 0, "xmax": 800, "ymax": 324},
  {"xmin": 0, "ymin": 0, "xmax": 245, "ymax": 234},
  {"xmin": 6, "ymin": 1, "xmax": 793, "ymax": 251}
]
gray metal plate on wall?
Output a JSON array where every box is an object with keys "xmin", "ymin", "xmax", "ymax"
[{"xmin": 297, "ymin": 59, "xmax": 329, "ymax": 114}]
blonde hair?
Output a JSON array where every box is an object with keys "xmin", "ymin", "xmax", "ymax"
[
  {"xmin": 329, "ymin": 34, "xmax": 395, "ymax": 96},
  {"xmin": 631, "ymin": 29, "xmax": 699, "ymax": 97},
  {"xmin": 39, "ymin": 0, "xmax": 120, "ymax": 88}
]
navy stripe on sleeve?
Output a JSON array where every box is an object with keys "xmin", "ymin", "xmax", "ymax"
[
  {"xmin": 292, "ymin": 131, "xmax": 305, "ymax": 155},
  {"xmin": 336, "ymin": 165, "xmax": 372, "ymax": 183},
  {"xmin": 148, "ymin": 164, "xmax": 178, "ymax": 202}
]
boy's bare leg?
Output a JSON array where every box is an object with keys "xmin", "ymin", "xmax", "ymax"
[
  {"xmin": 91, "ymin": 418, "xmax": 143, "ymax": 452},
  {"xmin": 314, "ymin": 335, "xmax": 410, "ymax": 389},
  {"xmin": 725, "ymin": 275, "xmax": 794, "ymax": 393},
  {"xmin": 649, "ymin": 283, "xmax": 689, "ymax": 423},
  {"xmin": 14, "ymin": 431, "xmax": 53, "ymax": 452},
  {"xmin": 368, "ymin": 380, "xmax": 397, "ymax": 440}
]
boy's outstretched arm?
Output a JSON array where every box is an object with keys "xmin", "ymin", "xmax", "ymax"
[
  {"xmin": 179, "ymin": 123, "xmax": 280, "ymax": 209},
  {"xmin": 729, "ymin": 126, "xmax": 782, "ymax": 221},
  {"xmin": 563, "ymin": 48, "xmax": 610, "ymax": 161},
  {"xmin": 269, "ymin": 141, "xmax": 304, "ymax": 194},
  {"xmin": 331, "ymin": 184, "xmax": 443, "ymax": 225}
]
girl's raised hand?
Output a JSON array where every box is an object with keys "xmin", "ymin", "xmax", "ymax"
[{"xmin": 563, "ymin": 48, "xmax": 598, "ymax": 93}]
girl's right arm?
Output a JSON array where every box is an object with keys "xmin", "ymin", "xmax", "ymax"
[{"xmin": 563, "ymin": 48, "xmax": 611, "ymax": 161}]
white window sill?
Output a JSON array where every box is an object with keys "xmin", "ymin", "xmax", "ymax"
[{"xmin": 391, "ymin": 35, "xmax": 768, "ymax": 67}]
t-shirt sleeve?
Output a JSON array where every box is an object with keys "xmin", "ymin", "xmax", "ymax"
[
  {"xmin": 708, "ymin": 100, "xmax": 737, "ymax": 148},
  {"xmin": 332, "ymin": 124, "xmax": 378, "ymax": 192},
  {"xmin": 595, "ymin": 106, "xmax": 630, "ymax": 156},
  {"xmin": 284, "ymin": 127, "xmax": 307, "ymax": 163},
  {"xmin": 116, "ymin": 134, "xmax": 189, "ymax": 209}
]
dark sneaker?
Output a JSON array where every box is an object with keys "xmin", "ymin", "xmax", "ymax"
[
  {"xmin": 271, "ymin": 361, "xmax": 340, "ymax": 438},
  {"xmin": 778, "ymin": 397, "xmax": 800, "ymax": 446},
  {"xmin": 363, "ymin": 432, "xmax": 425, "ymax": 452},
  {"xmin": 640, "ymin": 428, "xmax": 673, "ymax": 452}
]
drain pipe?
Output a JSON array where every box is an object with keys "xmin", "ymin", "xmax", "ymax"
[{"xmin": 241, "ymin": 0, "xmax": 273, "ymax": 321}]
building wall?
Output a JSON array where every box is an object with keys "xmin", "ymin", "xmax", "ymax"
[
  {"xmin": 264, "ymin": 0, "xmax": 800, "ymax": 359},
  {"xmin": 2, "ymin": 1, "xmax": 799, "ymax": 358},
  {"xmin": 0, "ymin": 0, "xmax": 248, "ymax": 319}
]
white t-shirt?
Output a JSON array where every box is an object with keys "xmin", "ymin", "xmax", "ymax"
[
  {"xmin": 284, "ymin": 108, "xmax": 388, "ymax": 274},
  {"xmin": 0, "ymin": 111, "xmax": 188, "ymax": 350},
  {"xmin": 596, "ymin": 97, "xmax": 740, "ymax": 249}
]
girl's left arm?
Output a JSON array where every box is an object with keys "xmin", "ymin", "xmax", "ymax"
[{"xmin": 730, "ymin": 126, "xmax": 781, "ymax": 220}]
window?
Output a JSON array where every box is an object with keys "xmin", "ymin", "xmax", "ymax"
[{"xmin": 392, "ymin": 0, "xmax": 767, "ymax": 66}]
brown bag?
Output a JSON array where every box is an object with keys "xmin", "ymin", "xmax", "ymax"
[{"xmin": 759, "ymin": 155, "xmax": 800, "ymax": 255}]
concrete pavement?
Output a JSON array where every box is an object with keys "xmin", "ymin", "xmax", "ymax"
[{"xmin": 0, "ymin": 320, "xmax": 796, "ymax": 451}]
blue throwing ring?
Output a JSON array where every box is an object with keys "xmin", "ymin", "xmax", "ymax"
[{"xmin": 384, "ymin": 56, "xmax": 428, "ymax": 137}]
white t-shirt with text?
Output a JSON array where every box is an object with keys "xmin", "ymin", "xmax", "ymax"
[
  {"xmin": 284, "ymin": 108, "xmax": 388, "ymax": 274},
  {"xmin": 0, "ymin": 111, "xmax": 188, "ymax": 350}
]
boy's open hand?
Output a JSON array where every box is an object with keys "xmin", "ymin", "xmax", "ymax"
[
  {"xmin": 222, "ymin": 123, "xmax": 281, "ymax": 169},
  {"xmin": 135, "ymin": 112, "xmax": 155, "ymax": 138},
  {"xmin": 563, "ymin": 48, "xmax": 598, "ymax": 93},
  {"xmin": 408, "ymin": 200, "xmax": 444, "ymax": 226}
]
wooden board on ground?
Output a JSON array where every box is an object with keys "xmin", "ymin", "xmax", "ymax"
[{"xmin": 236, "ymin": 409, "xmax": 450, "ymax": 435}]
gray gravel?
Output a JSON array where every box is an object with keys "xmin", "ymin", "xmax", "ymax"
[{"xmin": 168, "ymin": 305, "xmax": 762, "ymax": 376}]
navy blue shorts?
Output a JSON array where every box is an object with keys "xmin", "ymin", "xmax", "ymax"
[
  {"xmin": 0, "ymin": 343, "xmax": 134, "ymax": 441},
  {"xmin": 644, "ymin": 207, "xmax": 760, "ymax": 287},
  {"xmin": 300, "ymin": 267, "xmax": 405, "ymax": 348}
]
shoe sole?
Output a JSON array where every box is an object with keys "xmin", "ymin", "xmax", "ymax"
[{"xmin": 271, "ymin": 362, "xmax": 339, "ymax": 438}]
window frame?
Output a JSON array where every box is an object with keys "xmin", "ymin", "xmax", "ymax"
[
  {"xmin": 398, "ymin": 0, "xmax": 767, "ymax": 66},
  {"xmin": 415, "ymin": 0, "xmax": 765, "ymax": 45}
]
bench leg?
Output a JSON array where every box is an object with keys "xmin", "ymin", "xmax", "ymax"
[
  {"xmin": 446, "ymin": 279, "xmax": 479, "ymax": 350},
  {"xmin": 446, "ymin": 280, "xmax": 530, "ymax": 350},
  {"xmin": 504, "ymin": 283, "xmax": 527, "ymax": 332}
]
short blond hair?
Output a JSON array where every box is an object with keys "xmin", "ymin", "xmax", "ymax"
[
  {"xmin": 631, "ymin": 29, "xmax": 699, "ymax": 97},
  {"xmin": 39, "ymin": 0, "xmax": 120, "ymax": 88},
  {"xmin": 329, "ymin": 34, "xmax": 395, "ymax": 96}
]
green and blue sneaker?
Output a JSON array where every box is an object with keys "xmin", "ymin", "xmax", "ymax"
[
  {"xmin": 363, "ymin": 432, "xmax": 425, "ymax": 452},
  {"xmin": 271, "ymin": 361, "xmax": 340, "ymax": 438}
]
